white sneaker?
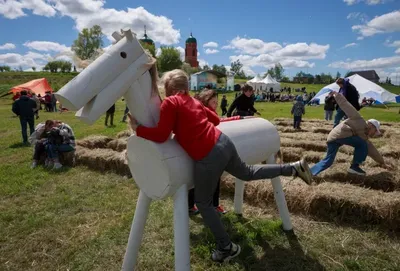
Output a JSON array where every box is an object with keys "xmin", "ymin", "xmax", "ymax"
[
  {"xmin": 31, "ymin": 161, "xmax": 37, "ymax": 169},
  {"xmin": 47, "ymin": 160, "xmax": 54, "ymax": 168},
  {"xmin": 53, "ymin": 163, "xmax": 63, "ymax": 170}
]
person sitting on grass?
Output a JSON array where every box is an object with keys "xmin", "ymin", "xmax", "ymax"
[
  {"xmin": 30, "ymin": 120, "xmax": 75, "ymax": 170},
  {"xmin": 127, "ymin": 69, "xmax": 312, "ymax": 263},
  {"xmin": 189, "ymin": 89, "xmax": 256, "ymax": 216},
  {"xmin": 227, "ymin": 84, "xmax": 261, "ymax": 117},
  {"xmin": 30, "ymin": 120, "xmax": 58, "ymax": 168},
  {"xmin": 291, "ymin": 96, "xmax": 305, "ymax": 130},
  {"xmin": 311, "ymin": 92, "xmax": 386, "ymax": 176}
]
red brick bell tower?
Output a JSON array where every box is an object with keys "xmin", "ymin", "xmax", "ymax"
[{"xmin": 185, "ymin": 32, "xmax": 199, "ymax": 68}]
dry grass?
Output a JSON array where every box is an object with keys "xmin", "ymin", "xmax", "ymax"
[
  {"xmin": 68, "ymin": 117, "xmax": 400, "ymax": 231},
  {"xmin": 75, "ymin": 147, "xmax": 130, "ymax": 177},
  {"xmin": 76, "ymin": 135, "xmax": 114, "ymax": 149},
  {"xmin": 116, "ymin": 130, "xmax": 132, "ymax": 139},
  {"xmin": 221, "ymin": 176, "xmax": 400, "ymax": 231},
  {"xmin": 107, "ymin": 138, "xmax": 128, "ymax": 152}
]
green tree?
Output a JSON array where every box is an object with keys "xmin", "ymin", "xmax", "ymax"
[
  {"xmin": 273, "ymin": 63, "xmax": 284, "ymax": 81},
  {"xmin": 60, "ymin": 61, "xmax": 72, "ymax": 73},
  {"xmin": 336, "ymin": 71, "xmax": 341, "ymax": 79},
  {"xmin": 32, "ymin": 67, "xmax": 36, "ymax": 72},
  {"xmin": 212, "ymin": 64, "xmax": 227, "ymax": 75},
  {"xmin": 264, "ymin": 67, "xmax": 275, "ymax": 78},
  {"xmin": 0, "ymin": 66, "xmax": 10, "ymax": 72},
  {"xmin": 140, "ymin": 41, "xmax": 156, "ymax": 57},
  {"xmin": 181, "ymin": 62, "xmax": 199, "ymax": 76},
  {"xmin": 203, "ymin": 65, "xmax": 210, "ymax": 71},
  {"xmin": 72, "ymin": 25, "xmax": 104, "ymax": 60},
  {"xmin": 230, "ymin": 60, "xmax": 243, "ymax": 75},
  {"xmin": 157, "ymin": 47, "xmax": 182, "ymax": 72},
  {"xmin": 281, "ymin": 76, "xmax": 290, "ymax": 83}
]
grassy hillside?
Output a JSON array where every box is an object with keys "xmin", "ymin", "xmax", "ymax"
[{"xmin": 0, "ymin": 72, "xmax": 77, "ymax": 97}]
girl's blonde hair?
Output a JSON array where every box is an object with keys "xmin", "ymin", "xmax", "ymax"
[
  {"xmin": 161, "ymin": 69, "xmax": 189, "ymax": 97},
  {"xmin": 194, "ymin": 89, "xmax": 218, "ymax": 107}
]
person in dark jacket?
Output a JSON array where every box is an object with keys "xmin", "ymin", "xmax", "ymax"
[
  {"xmin": 220, "ymin": 95, "xmax": 228, "ymax": 116},
  {"xmin": 334, "ymin": 78, "xmax": 360, "ymax": 127},
  {"xmin": 324, "ymin": 92, "xmax": 336, "ymax": 121},
  {"xmin": 51, "ymin": 93, "xmax": 58, "ymax": 112},
  {"xmin": 12, "ymin": 90, "xmax": 37, "ymax": 144},
  {"xmin": 105, "ymin": 104, "xmax": 116, "ymax": 126},
  {"xmin": 227, "ymin": 84, "xmax": 261, "ymax": 117}
]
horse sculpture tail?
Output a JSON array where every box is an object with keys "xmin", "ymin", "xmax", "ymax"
[{"xmin": 275, "ymin": 148, "xmax": 284, "ymax": 164}]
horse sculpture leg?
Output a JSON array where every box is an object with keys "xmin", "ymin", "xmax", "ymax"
[
  {"xmin": 268, "ymin": 155, "xmax": 293, "ymax": 231},
  {"xmin": 122, "ymin": 190, "xmax": 152, "ymax": 270},
  {"xmin": 234, "ymin": 179, "xmax": 245, "ymax": 215},
  {"xmin": 173, "ymin": 184, "xmax": 191, "ymax": 271}
]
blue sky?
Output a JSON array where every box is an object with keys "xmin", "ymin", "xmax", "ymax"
[{"xmin": 0, "ymin": 0, "xmax": 399, "ymax": 83}]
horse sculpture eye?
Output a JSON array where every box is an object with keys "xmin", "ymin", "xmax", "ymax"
[{"xmin": 120, "ymin": 52, "xmax": 127, "ymax": 58}]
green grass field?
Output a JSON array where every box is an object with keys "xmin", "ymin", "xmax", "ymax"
[{"xmin": 1, "ymin": 73, "xmax": 400, "ymax": 270}]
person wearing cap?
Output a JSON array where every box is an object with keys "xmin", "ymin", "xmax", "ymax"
[{"xmin": 311, "ymin": 92, "xmax": 385, "ymax": 176}]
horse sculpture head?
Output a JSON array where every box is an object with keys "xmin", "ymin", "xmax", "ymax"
[{"xmin": 55, "ymin": 29, "xmax": 160, "ymax": 126}]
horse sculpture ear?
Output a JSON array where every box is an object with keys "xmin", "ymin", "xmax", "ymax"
[
  {"xmin": 122, "ymin": 29, "xmax": 134, "ymax": 41},
  {"xmin": 112, "ymin": 31, "xmax": 123, "ymax": 42}
]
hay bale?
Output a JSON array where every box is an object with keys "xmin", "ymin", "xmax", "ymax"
[
  {"xmin": 76, "ymin": 135, "xmax": 114, "ymax": 149},
  {"xmin": 75, "ymin": 147, "xmax": 131, "ymax": 176},
  {"xmin": 117, "ymin": 130, "xmax": 132, "ymax": 138},
  {"xmin": 281, "ymin": 147, "xmax": 350, "ymax": 164},
  {"xmin": 280, "ymin": 132, "xmax": 327, "ymax": 142},
  {"xmin": 220, "ymin": 176, "xmax": 400, "ymax": 230},
  {"xmin": 314, "ymin": 162, "xmax": 399, "ymax": 192},
  {"xmin": 280, "ymin": 138, "xmax": 327, "ymax": 152},
  {"xmin": 107, "ymin": 138, "xmax": 128, "ymax": 152}
]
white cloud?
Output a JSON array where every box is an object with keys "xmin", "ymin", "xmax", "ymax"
[
  {"xmin": 344, "ymin": 0, "xmax": 359, "ymax": 4},
  {"xmin": 274, "ymin": 43, "xmax": 329, "ymax": 60},
  {"xmin": 51, "ymin": 1, "xmax": 180, "ymax": 45},
  {"xmin": 0, "ymin": 0, "xmax": 180, "ymax": 45},
  {"xmin": 203, "ymin": 41, "xmax": 218, "ymax": 48},
  {"xmin": 156, "ymin": 47, "xmax": 161, "ymax": 57},
  {"xmin": 347, "ymin": 12, "xmax": 369, "ymax": 23},
  {"xmin": 176, "ymin": 46, "xmax": 185, "ymax": 61},
  {"xmin": 329, "ymin": 55, "xmax": 400, "ymax": 70},
  {"xmin": 205, "ymin": 48, "xmax": 219, "ymax": 54},
  {"xmin": 24, "ymin": 41, "xmax": 70, "ymax": 52},
  {"xmin": 0, "ymin": 0, "xmax": 56, "ymax": 19},
  {"xmin": 0, "ymin": 43, "xmax": 16, "ymax": 50},
  {"xmin": 396, "ymin": 48, "xmax": 400, "ymax": 54},
  {"xmin": 344, "ymin": 0, "xmax": 387, "ymax": 5},
  {"xmin": 386, "ymin": 40, "xmax": 400, "ymax": 47},
  {"xmin": 198, "ymin": 59, "xmax": 209, "ymax": 68},
  {"xmin": 352, "ymin": 10, "xmax": 400, "ymax": 38},
  {"xmin": 222, "ymin": 36, "xmax": 282, "ymax": 55},
  {"xmin": 242, "ymin": 66, "xmax": 256, "ymax": 76},
  {"xmin": 0, "ymin": 51, "xmax": 50, "ymax": 69},
  {"xmin": 342, "ymin": 42, "xmax": 358, "ymax": 49},
  {"xmin": 229, "ymin": 54, "xmax": 315, "ymax": 69},
  {"xmin": 223, "ymin": 37, "xmax": 328, "ymax": 69}
]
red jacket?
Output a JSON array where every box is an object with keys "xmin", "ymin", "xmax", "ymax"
[{"xmin": 137, "ymin": 93, "xmax": 221, "ymax": 161}]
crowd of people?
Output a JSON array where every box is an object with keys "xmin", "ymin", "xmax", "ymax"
[{"xmin": 10, "ymin": 67, "xmax": 390, "ymax": 264}]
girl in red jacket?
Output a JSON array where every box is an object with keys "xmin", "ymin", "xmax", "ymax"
[
  {"xmin": 189, "ymin": 89, "xmax": 250, "ymax": 216},
  {"xmin": 129, "ymin": 69, "xmax": 312, "ymax": 263}
]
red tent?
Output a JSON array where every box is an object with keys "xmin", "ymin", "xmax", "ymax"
[{"xmin": 9, "ymin": 78, "xmax": 53, "ymax": 96}]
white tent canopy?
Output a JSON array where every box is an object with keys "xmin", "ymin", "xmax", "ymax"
[
  {"xmin": 246, "ymin": 75, "xmax": 264, "ymax": 90},
  {"xmin": 260, "ymin": 74, "xmax": 281, "ymax": 92},
  {"xmin": 312, "ymin": 74, "xmax": 398, "ymax": 104}
]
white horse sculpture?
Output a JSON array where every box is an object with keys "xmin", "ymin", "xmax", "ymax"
[{"xmin": 55, "ymin": 29, "xmax": 293, "ymax": 271}]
